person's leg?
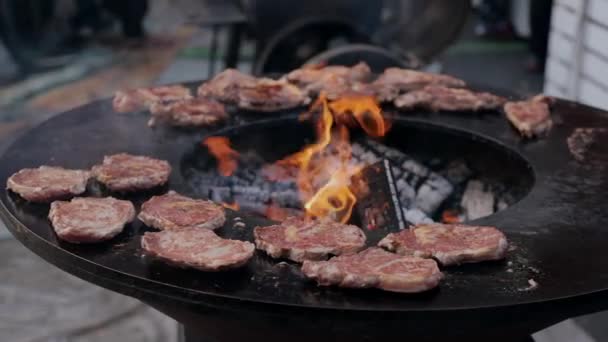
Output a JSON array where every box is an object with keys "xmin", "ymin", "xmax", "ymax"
[{"xmin": 528, "ymin": 0, "xmax": 553, "ymax": 72}]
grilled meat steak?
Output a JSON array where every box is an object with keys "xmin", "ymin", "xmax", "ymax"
[
  {"xmin": 141, "ymin": 228, "xmax": 255, "ymax": 271},
  {"xmin": 7, "ymin": 166, "xmax": 90, "ymax": 202},
  {"xmin": 138, "ymin": 191, "xmax": 226, "ymax": 230},
  {"xmin": 197, "ymin": 69, "xmax": 257, "ymax": 104},
  {"xmin": 302, "ymin": 247, "xmax": 443, "ymax": 293},
  {"xmin": 237, "ymin": 78, "xmax": 308, "ymax": 112},
  {"xmin": 49, "ymin": 197, "xmax": 135, "ymax": 243},
  {"xmin": 254, "ymin": 217, "xmax": 366, "ymax": 263},
  {"xmin": 372, "ymin": 68, "xmax": 466, "ymax": 102},
  {"xmin": 113, "ymin": 85, "xmax": 192, "ymax": 113},
  {"xmin": 91, "ymin": 153, "xmax": 171, "ymax": 192},
  {"xmin": 284, "ymin": 62, "xmax": 372, "ymax": 97},
  {"xmin": 504, "ymin": 95, "xmax": 553, "ymax": 138},
  {"xmin": 394, "ymin": 85, "xmax": 506, "ymax": 112},
  {"xmin": 378, "ymin": 223, "xmax": 508, "ymax": 266},
  {"xmin": 148, "ymin": 97, "xmax": 228, "ymax": 127}
]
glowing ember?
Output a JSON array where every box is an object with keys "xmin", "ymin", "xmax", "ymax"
[
  {"xmin": 222, "ymin": 202, "xmax": 240, "ymax": 211},
  {"xmin": 202, "ymin": 136, "xmax": 239, "ymax": 176},
  {"xmin": 442, "ymin": 209, "xmax": 461, "ymax": 224},
  {"xmin": 277, "ymin": 93, "xmax": 388, "ymax": 223}
]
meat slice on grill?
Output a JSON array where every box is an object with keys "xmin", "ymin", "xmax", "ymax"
[
  {"xmin": 91, "ymin": 153, "xmax": 171, "ymax": 192},
  {"xmin": 301, "ymin": 247, "xmax": 443, "ymax": 293},
  {"xmin": 138, "ymin": 191, "xmax": 226, "ymax": 230},
  {"xmin": 148, "ymin": 97, "xmax": 228, "ymax": 127},
  {"xmin": 371, "ymin": 68, "xmax": 467, "ymax": 102},
  {"xmin": 142, "ymin": 228, "xmax": 255, "ymax": 271},
  {"xmin": 49, "ymin": 197, "xmax": 135, "ymax": 243},
  {"xmin": 503, "ymin": 95, "xmax": 553, "ymax": 138},
  {"xmin": 378, "ymin": 223, "xmax": 508, "ymax": 266},
  {"xmin": 253, "ymin": 217, "xmax": 366, "ymax": 262},
  {"xmin": 7, "ymin": 166, "xmax": 90, "ymax": 202},
  {"xmin": 283, "ymin": 62, "xmax": 372, "ymax": 97},
  {"xmin": 197, "ymin": 69, "xmax": 257, "ymax": 104},
  {"xmin": 237, "ymin": 78, "xmax": 308, "ymax": 112},
  {"xmin": 113, "ymin": 85, "xmax": 192, "ymax": 113},
  {"xmin": 394, "ymin": 86, "xmax": 506, "ymax": 112}
]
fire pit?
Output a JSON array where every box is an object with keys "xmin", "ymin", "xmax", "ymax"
[{"xmin": 1, "ymin": 83, "xmax": 608, "ymax": 342}]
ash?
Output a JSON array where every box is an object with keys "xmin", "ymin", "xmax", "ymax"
[{"xmin": 184, "ymin": 138, "xmax": 514, "ymax": 224}]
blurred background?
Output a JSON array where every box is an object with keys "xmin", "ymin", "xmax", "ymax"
[{"xmin": 0, "ymin": 0, "xmax": 607, "ymax": 341}]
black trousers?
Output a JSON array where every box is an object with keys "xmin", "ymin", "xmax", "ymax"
[{"xmin": 529, "ymin": 0, "xmax": 553, "ymax": 65}]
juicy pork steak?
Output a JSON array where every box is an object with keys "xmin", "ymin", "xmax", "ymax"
[
  {"xmin": 91, "ymin": 153, "xmax": 171, "ymax": 192},
  {"xmin": 253, "ymin": 217, "xmax": 366, "ymax": 262},
  {"xmin": 237, "ymin": 78, "xmax": 308, "ymax": 112},
  {"xmin": 371, "ymin": 68, "xmax": 466, "ymax": 102},
  {"xmin": 301, "ymin": 247, "xmax": 443, "ymax": 293},
  {"xmin": 113, "ymin": 85, "xmax": 192, "ymax": 113},
  {"xmin": 148, "ymin": 97, "xmax": 228, "ymax": 127},
  {"xmin": 197, "ymin": 69, "xmax": 257, "ymax": 104},
  {"xmin": 142, "ymin": 228, "xmax": 255, "ymax": 271},
  {"xmin": 394, "ymin": 85, "xmax": 506, "ymax": 112},
  {"xmin": 138, "ymin": 191, "xmax": 226, "ymax": 230},
  {"xmin": 503, "ymin": 95, "xmax": 553, "ymax": 138},
  {"xmin": 49, "ymin": 197, "xmax": 135, "ymax": 243},
  {"xmin": 283, "ymin": 62, "xmax": 372, "ymax": 97},
  {"xmin": 378, "ymin": 223, "xmax": 508, "ymax": 266},
  {"xmin": 7, "ymin": 166, "xmax": 90, "ymax": 202}
]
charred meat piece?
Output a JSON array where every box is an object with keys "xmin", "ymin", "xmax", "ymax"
[
  {"xmin": 504, "ymin": 95, "xmax": 553, "ymax": 138},
  {"xmin": 91, "ymin": 153, "xmax": 171, "ymax": 192},
  {"xmin": 7, "ymin": 166, "xmax": 90, "ymax": 203},
  {"xmin": 142, "ymin": 228, "xmax": 254, "ymax": 271},
  {"xmin": 567, "ymin": 127, "xmax": 608, "ymax": 162},
  {"xmin": 302, "ymin": 247, "xmax": 443, "ymax": 293},
  {"xmin": 148, "ymin": 97, "xmax": 228, "ymax": 127},
  {"xmin": 237, "ymin": 78, "xmax": 308, "ymax": 112},
  {"xmin": 394, "ymin": 85, "xmax": 506, "ymax": 112},
  {"xmin": 113, "ymin": 85, "xmax": 192, "ymax": 113},
  {"xmin": 283, "ymin": 62, "xmax": 372, "ymax": 97},
  {"xmin": 371, "ymin": 68, "xmax": 466, "ymax": 102},
  {"xmin": 49, "ymin": 197, "xmax": 135, "ymax": 243},
  {"xmin": 197, "ymin": 69, "xmax": 257, "ymax": 104},
  {"xmin": 254, "ymin": 217, "xmax": 366, "ymax": 263},
  {"xmin": 378, "ymin": 223, "xmax": 508, "ymax": 266},
  {"xmin": 138, "ymin": 191, "xmax": 226, "ymax": 230}
]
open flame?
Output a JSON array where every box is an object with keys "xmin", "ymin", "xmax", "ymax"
[
  {"xmin": 279, "ymin": 93, "xmax": 388, "ymax": 223},
  {"xmin": 202, "ymin": 136, "xmax": 239, "ymax": 176},
  {"xmin": 221, "ymin": 201, "xmax": 240, "ymax": 211}
]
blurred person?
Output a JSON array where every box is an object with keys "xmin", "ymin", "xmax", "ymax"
[
  {"xmin": 526, "ymin": 0, "xmax": 553, "ymax": 73},
  {"xmin": 474, "ymin": 0, "xmax": 516, "ymax": 40}
]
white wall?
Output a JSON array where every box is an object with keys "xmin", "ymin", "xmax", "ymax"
[{"xmin": 544, "ymin": 0, "xmax": 608, "ymax": 109}]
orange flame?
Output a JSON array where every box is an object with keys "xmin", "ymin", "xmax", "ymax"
[
  {"xmin": 202, "ymin": 136, "xmax": 239, "ymax": 176},
  {"xmin": 442, "ymin": 209, "xmax": 461, "ymax": 224},
  {"xmin": 222, "ymin": 202, "xmax": 240, "ymax": 211},
  {"xmin": 276, "ymin": 93, "xmax": 388, "ymax": 223}
]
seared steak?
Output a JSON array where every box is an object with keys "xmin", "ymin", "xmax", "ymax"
[
  {"xmin": 394, "ymin": 85, "xmax": 506, "ymax": 112},
  {"xmin": 138, "ymin": 191, "xmax": 226, "ymax": 230},
  {"xmin": 49, "ymin": 197, "xmax": 135, "ymax": 243},
  {"xmin": 284, "ymin": 62, "xmax": 372, "ymax": 97},
  {"xmin": 91, "ymin": 153, "xmax": 171, "ymax": 192},
  {"xmin": 372, "ymin": 68, "xmax": 466, "ymax": 102},
  {"xmin": 197, "ymin": 69, "xmax": 256, "ymax": 104},
  {"xmin": 7, "ymin": 166, "xmax": 90, "ymax": 202},
  {"xmin": 113, "ymin": 85, "xmax": 192, "ymax": 113},
  {"xmin": 254, "ymin": 217, "xmax": 366, "ymax": 262},
  {"xmin": 504, "ymin": 95, "xmax": 553, "ymax": 138},
  {"xmin": 148, "ymin": 97, "xmax": 227, "ymax": 127},
  {"xmin": 378, "ymin": 223, "xmax": 508, "ymax": 266},
  {"xmin": 141, "ymin": 228, "xmax": 255, "ymax": 271},
  {"xmin": 301, "ymin": 247, "xmax": 443, "ymax": 293},
  {"xmin": 237, "ymin": 78, "xmax": 308, "ymax": 111}
]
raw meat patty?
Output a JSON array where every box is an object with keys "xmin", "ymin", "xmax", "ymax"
[
  {"xmin": 197, "ymin": 69, "xmax": 257, "ymax": 103},
  {"xmin": 91, "ymin": 153, "xmax": 171, "ymax": 192},
  {"xmin": 141, "ymin": 228, "xmax": 254, "ymax": 271},
  {"xmin": 49, "ymin": 197, "xmax": 135, "ymax": 243},
  {"xmin": 371, "ymin": 68, "xmax": 466, "ymax": 102},
  {"xmin": 7, "ymin": 166, "xmax": 90, "ymax": 202},
  {"xmin": 148, "ymin": 97, "xmax": 227, "ymax": 127},
  {"xmin": 113, "ymin": 85, "xmax": 192, "ymax": 113},
  {"xmin": 253, "ymin": 217, "xmax": 366, "ymax": 262},
  {"xmin": 301, "ymin": 247, "xmax": 443, "ymax": 293},
  {"xmin": 138, "ymin": 191, "xmax": 226, "ymax": 230},
  {"xmin": 504, "ymin": 95, "xmax": 553, "ymax": 138},
  {"xmin": 237, "ymin": 78, "xmax": 308, "ymax": 112},
  {"xmin": 378, "ymin": 223, "xmax": 508, "ymax": 266},
  {"xmin": 394, "ymin": 85, "xmax": 506, "ymax": 112}
]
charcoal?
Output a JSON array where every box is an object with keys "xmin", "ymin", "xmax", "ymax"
[
  {"xmin": 441, "ymin": 159, "xmax": 473, "ymax": 184},
  {"xmin": 395, "ymin": 178, "xmax": 416, "ymax": 208},
  {"xmin": 401, "ymin": 159, "xmax": 430, "ymax": 179},
  {"xmin": 360, "ymin": 151, "xmax": 380, "ymax": 164},
  {"xmin": 461, "ymin": 180, "xmax": 494, "ymax": 221},
  {"xmin": 351, "ymin": 143, "xmax": 365, "ymax": 157},
  {"xmin": 403, "ymin": 208, "xmax": 434, "ymax": 225},
  {"xmin": 415, "ymin": 173, "xmax": 454, "ymax": 214},
  {"xmin": 269, "ymin": 190, "xmax": 301, "ymax": 208},
  {"xmin": 391, "ymin": 166, "xmax": 403, "ymax": 178},
  {"xmin": 232, "ymin": 186, "xmax": 271, "ymax": 202},
  {"xmin": 209, "ymin": 186, "xmax": 232, "ymax": 203}
]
